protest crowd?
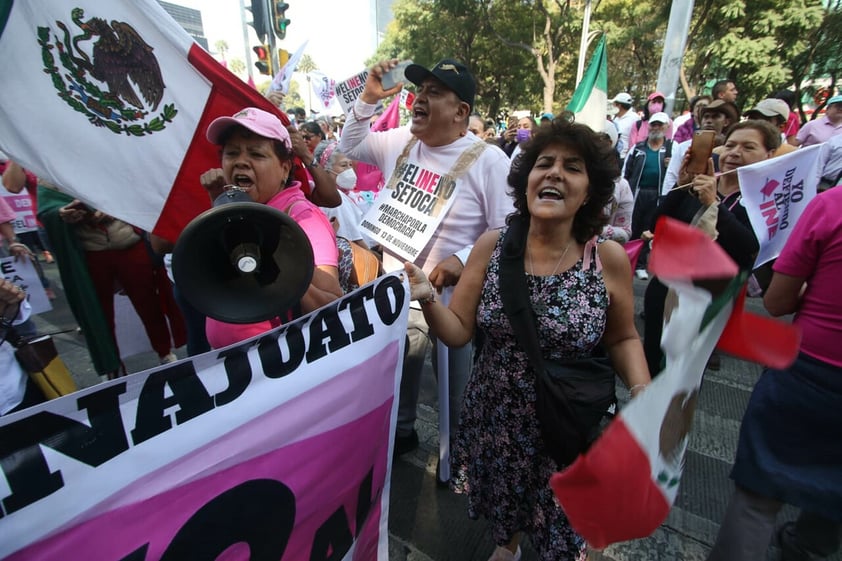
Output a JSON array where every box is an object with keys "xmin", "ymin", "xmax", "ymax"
[{"xmin": 1, "ymin": 2, "xmax": 841, "ymax": 560}]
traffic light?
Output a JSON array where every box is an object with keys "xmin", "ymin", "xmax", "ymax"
[
  {"xmin": 277, "ymin": 48, "xmax": 289, "ymax": 69},
  {"xmin": 246, "ymin": 0, "xmax": 268, "ymax": 43},
  {"xmin": 272, "ymin": 2, "xmax": 291, "ymax": 40},
  {"xmin": 253, "ymin": 45, "xmax": 271, "ymax": 76}
]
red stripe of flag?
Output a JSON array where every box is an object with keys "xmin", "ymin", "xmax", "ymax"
[{"xmin": 153, "ymin": 46, "xmax": 297, "ymax": 242}]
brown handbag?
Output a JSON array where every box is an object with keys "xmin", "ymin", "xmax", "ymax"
[
  {"xmin": 11, "ymin": 332, "xmax": 78, "ymax": 399},
  {"xmin": 348, "ymin": 241, "xmax": 382, "ymax": 287}
]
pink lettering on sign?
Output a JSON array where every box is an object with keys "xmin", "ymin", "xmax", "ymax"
[
  {"xmin": 760, "ymin": 199, "xmax": 778, "ymax": 238},
  {"xmin": 415, "ymin": 169, "xmax": 440, "ymax": 193},
  {"xmin": 348, "ymin": 76, "xmax": 361, "ymax": 88},
  {"xmin": 760, "ymin": 178, "xmax": 779, "ymax": 199}
]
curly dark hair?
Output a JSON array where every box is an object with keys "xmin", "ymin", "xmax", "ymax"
[{"xmin": 507, "ymin": 118, "xmax": 619, "ymax": 243}]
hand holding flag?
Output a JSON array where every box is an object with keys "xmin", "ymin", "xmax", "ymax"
[{"xmin": 550, "ymin": 217, "xmax": 800, "ymax": 549}]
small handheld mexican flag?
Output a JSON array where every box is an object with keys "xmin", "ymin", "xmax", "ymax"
[{"xmin": 551, "ymin": 217, "xmax": 801, "ymax": 548}]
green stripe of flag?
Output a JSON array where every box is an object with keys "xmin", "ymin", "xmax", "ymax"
[{"xmin": 566, "ymin": 34, "xmax": 607, "ymax": 113}]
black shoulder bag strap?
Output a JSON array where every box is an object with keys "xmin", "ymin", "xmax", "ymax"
[
  {"xmin": 499, "ymin": 216, "xmax": 580, "ymax": 466},
  {"xmin": 498, "ymin": 215, "xmax": 545, "ymax": 370},
  {"xmin": 498, "ymin": 216, "xmax": 573, "ymax": 417}
]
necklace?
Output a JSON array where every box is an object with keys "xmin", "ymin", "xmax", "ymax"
[
  {"xmin": 526, "ymin": 240, "xmax": 573, "ymax": 316},
  {"xmin": 527, "ymin": 239, "xmax": 573, "ymax": 276}
]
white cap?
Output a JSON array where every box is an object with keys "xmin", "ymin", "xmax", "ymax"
[
  {"xmin": 613, "ymin": 92, "xmax": 633, "ymax": 105},
  {"xmin": 648, "ymin": 112, "xmax": 670, "ymax": 125},
  {"xmin": 745, "ymin": 98, "xmax": 790, "ymax": 120}
]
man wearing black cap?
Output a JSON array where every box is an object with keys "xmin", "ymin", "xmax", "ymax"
[{"xmin": 339, "ymin": 59, "xmax": 513, "ymax": 472}]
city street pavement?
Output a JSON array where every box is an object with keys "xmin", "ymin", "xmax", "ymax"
[{"xmin": 30, "ymin": 262, "xmax": 840, "ymax": 561}]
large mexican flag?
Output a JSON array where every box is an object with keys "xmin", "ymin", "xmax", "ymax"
[{"xmin": 0, "ymin": 0, "xmax": 286, "ymax": 242}]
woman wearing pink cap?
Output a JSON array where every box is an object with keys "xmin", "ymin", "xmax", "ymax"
[
  {"xmin": 627, "ymin": 91, "xmax": 674, "ymax": 147},
  {"xmin": 201, "ymin": 107, "xmax": 343, "ymax": 348}
]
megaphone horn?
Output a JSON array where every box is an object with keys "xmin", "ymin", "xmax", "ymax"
[{"xmin": 172, "ymin": 190, "xmax": 314, "ymax": 324}]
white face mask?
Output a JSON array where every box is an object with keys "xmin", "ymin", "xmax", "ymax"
[{"xmin": 335, "ymin": 168, "xmax": 357, "ymax": 190}]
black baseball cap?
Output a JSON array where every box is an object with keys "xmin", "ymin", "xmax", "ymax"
[{"xmin": 405, "ymin": 59, "xmax": 476, "ymax": 111}]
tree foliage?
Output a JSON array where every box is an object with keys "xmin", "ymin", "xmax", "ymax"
[
  {"xmin": 297, "ymin": 54, "xmax": 318, "ymax": 74},
  {"xmin": 229, "ymin": 57, "xmax": 246, "ymax": 75},
  {"xmin": 214, "ymin": 39, "xmax": 229, "ymax": 61},
  {"xmin": 681, "ymin": 0, "xmax": 826, "ymax": 109},
  {"xmin": 373, "ymin": 0, "xmax": 618, "ymax": 118},
  {"xmin": 598, "ymin": 0, "xmax": 671, "ymax": 98},
  {"xmin": 375, "ymin": 0, "xmax": 836, "ymax": 122}
]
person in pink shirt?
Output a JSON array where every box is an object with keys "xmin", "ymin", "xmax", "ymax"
[
  {"xmin": 0, "ymin": 196, "xmax": 30, "ymax": 260},
  {"xmin": 200, "ymin": 107, "xmax": 343, "ymax": 348},
  {"xmin": 795, "ymin": 94, "xmax": 842, "ymax": 147},
  {"xmin": 707, "ymin": 187, "xmax": 842, "ymax": 561},
  {"xmin": 627, "ymin": 91, "xmax": 674, "ymax": 147}
]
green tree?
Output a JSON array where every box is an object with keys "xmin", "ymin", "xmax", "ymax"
[
  {"xmin": 229, "ymin": 57, "xmax": 246, "ymax": 76},
  {"xmin": 597, "ymin": 0, "xmax": 671, "ymax": 103},
  {"xmin": 480, "ymin": 0, "xmax": 584, "ymax": 117},
  {"xmin": 297, "ymin": 54, "xmax": 317, "ymax": 74},
  {"xmin": 786, "ymin": 0, "xmax": 841, "ymax": 120},
  {"xmin": 678, "ymin": 0, "xmax": 824, "ymax": 108},
  {"xmin": 214, "ymin": 39, "xmax": 229, "ymax": 62},
  {"xmin": 293, "ymin": 55, "xmax": 318, "ymax": 114},
  {"xmin": 373, "ymin": 0, "xmax": 833, "ymax": 121},
  {"xmin": 372, "ymin": 0, "xmax": 571, "ymax": 120}
]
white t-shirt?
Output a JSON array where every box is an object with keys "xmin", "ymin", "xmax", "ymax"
[
  {"xmin": 614, "ymin": 110, "xmax": 641, "ymax": 159},
  {"xmin": 340, "ymin": 99, "xmax": 514, "ymax": 275},
  {"xmin": 662, "ymin": 138, "xmax": 691, "ymax": 195}
]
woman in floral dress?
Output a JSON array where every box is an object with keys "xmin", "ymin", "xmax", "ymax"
[{"xmin": 404, "ymin": 119, "xmax": 651, "ymax": 560}]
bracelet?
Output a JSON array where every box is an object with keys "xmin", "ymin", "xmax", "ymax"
[
  {"xmin": 8, "ymin": 242, "xmax": 29, "ymax": 251},
  {"xmin": 305, "ymin": 159, "xmax": 318, "ymax": 170},
  {"xmin": 630, "ymin": 383, "xmax": 648, "ymax": 393},
  {"xmin": 418, "ymin": 281, "xmax": 436, "ymax": 305}
]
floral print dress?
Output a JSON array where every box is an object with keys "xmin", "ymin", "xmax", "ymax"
[{"xmin": 450, "ymin": 229, "xmax": 609, "ymax": 560}]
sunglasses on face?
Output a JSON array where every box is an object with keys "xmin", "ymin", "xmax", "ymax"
[{"xmin": 302, "ymin": 134, "xmax": 313, "ymax": 141}]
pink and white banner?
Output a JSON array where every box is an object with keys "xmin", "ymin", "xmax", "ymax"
[
  {"xmin": 738, "ymin": 144, "xmax": 822, "ymax": 267},
  {"xmin": 0, "ymin": 274, "xmax": 409, "ymax": 561}
]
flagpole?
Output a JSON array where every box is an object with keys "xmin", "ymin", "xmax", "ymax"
[
  {"xmin": 655, "ymin": 0, "xmax": 695, "ymax": 116},
  {"xmin": 575, "ymin": 0, "xmax": 593, "ymax": 86}
]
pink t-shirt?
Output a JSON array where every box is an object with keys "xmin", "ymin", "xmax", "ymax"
[
  {"xmin": 206, "ymin": 183, "xmax": 338, "ymax": 349},
  {"xmin": 773, "ymin": 188, "xmax": 842, "ymax": 367}
]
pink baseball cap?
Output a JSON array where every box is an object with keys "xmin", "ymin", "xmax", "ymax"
[
  {"xmin": 647, "ymin": 91, "xmax": 665, "ymax": 102},
  {"xmin": 206, "ymin": 107, "xmax": 291, "ymax": 149}
]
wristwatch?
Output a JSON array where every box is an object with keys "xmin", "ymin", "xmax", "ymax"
[{"xmin": 305, "ymin": 159, "xmax": 319, "ymax": 170}]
